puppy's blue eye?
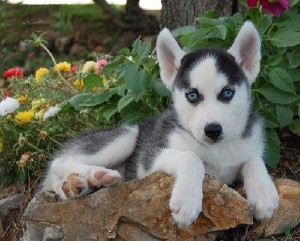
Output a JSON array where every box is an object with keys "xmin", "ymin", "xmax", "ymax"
[
  {"xmin": 186, "ymin": 89, "xmax": 201, "ymax": 103},
  {"xmin": 220, "ymin": 89, "xmax": 235, "ymax": 101}
]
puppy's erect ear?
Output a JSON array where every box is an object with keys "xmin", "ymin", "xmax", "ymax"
[
  {"xmin": 228, "ymin": 21, "xmax": 261, "ymax": 85},
  {"xmin": 156, "ymin": 28, "xmax": 186, "ymax": 90}
]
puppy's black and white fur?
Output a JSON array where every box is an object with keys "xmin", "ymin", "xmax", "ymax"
[{"xmin": 42, "ymin": 21, "xmax": 279, "ymax": 226}]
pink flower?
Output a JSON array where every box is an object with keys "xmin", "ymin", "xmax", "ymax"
[
  {"xmin": 3, "ymin": 67, "xmax": 24, "ymax": 79},
  {"xmin": 247, "ymin": 0, "xmax": 290, "ymax": 16},
  {"xmin": 71, "ymin": 64, "xmax": 79, "ymax": 75},
  {"xmin": 96, "ymin": 59, "xmax": 108, "ymax": 75}
]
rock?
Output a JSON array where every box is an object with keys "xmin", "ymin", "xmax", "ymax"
[
  {"xmin": 0, "ymin": 194, "xmax": 23, "ymax": 234},
  {"xmin": 0, "ymin": 220, "xmax": 4, "ymax": 237},
  {"xmin": 23, "ymin": 172, "xmax": 252, "ymax": 241},
  {"xmin": 251, "ymin": 178, "xmax": 300, "ymax": 236}
]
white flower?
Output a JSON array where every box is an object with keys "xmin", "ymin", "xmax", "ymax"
[
  {"xmin": 0, "ymin": 97, "xmax": 20, "ymax": 116},
  {"xmin": 126, "ymin": 56, "xmax": 133, "ymax": 62},
  {"xmin": 82, "ymin": 61, "xmax": 97, "ymax": 74},
  {"xmin": 42, "ymin": 106, "xmax": 61, "ymax": 121}
]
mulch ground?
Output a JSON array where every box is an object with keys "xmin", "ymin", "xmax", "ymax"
[{"xmin": 0, "ymin": 131, "xmax": 299, "ymax": 241}]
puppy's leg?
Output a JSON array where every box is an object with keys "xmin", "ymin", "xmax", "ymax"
[
  {"xmin": 49, "ymin": 162, "xmax": 121, "ymax": 199},
  {"xmin": 42, "ymin": 126, "xmax": 138, "ymax": 199},
  {"xmin": 151, "ymin": 149, "xmax": 205, "ymax": 226},
  {"xmin": 242, "ymin": 157, "xmax": 279, "ymax": 219}
]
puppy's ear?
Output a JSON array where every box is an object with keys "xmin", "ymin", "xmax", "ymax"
[
  {"xmin": 156, "ymin": 28, "xmax": 186, "ymax": 90},
  {"xmin": 228, "ymin": 21, "xmax": 261, "ymax": 85}
]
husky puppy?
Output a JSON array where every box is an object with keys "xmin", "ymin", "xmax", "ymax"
[{"xmin": 42, "ymin": 21, "xmax": 279, "ymax": 226}]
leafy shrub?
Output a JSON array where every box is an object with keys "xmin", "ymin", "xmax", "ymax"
[
  {"xmin": 0, "ymin": 1, "xmax": 299, "ymax": 185},
  {"xmin": 169, "ymin": 1, "xmax": 300, "ymax": 168}
]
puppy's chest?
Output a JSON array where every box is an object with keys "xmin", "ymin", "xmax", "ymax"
[{"xmin": 167, "ymin": 130, "xmax": 244, "ymax": 182}]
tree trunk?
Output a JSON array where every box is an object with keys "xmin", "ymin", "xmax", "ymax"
[
  {"xmin": 161, "ymin": 0, "xmax": 202, "ymax": 30},
  {"xmin": 161, "ymin": 0, "xmax": 242, "ymax": 30}
]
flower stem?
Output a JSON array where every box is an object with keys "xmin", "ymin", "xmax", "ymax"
[
  {"xmin": 48, "ymin": 136, "xmax": 62, "ymax": 146},
  {"xmin": 39, "ymin": 43, "xmax": 76, "ymax": 94},
  {"xmin": 26, "ymin": 142, "xmax": 50, "ymax": 157}
]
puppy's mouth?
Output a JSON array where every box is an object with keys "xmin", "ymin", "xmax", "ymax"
[{"xmin": 197, "ymin": 136, "xmax": 224, "ymax": 146}]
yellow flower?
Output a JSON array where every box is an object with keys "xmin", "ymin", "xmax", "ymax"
[
  {"xmin": 34, "ymin": 109, "xmax": 46, "ymax": 120},
  {"xmin": 39, "ymin": 130, "xmax": 48, "ymax": 139},
  {"xmin": 55, "ymin": 61, "xmax": 71, "ymax": 72},
  {"xmin": 18, "ymin": 95, "xmax": 28, "ymax": 103},
  {"xmin": 73, "ymin": 79, "xmax": 84, "ymax": 90},
  {"xmin": 92, "ymin": 87, "xmax": 100, "ymax": 92},
  {"xmin": 31, "ymin": 98, "xmax": 46, "ymax": 112},
  {"xmin": 15, "ymin": 111, "xmax": 34, "ymax": 125},
  {"xmin": 35, "ymin": 68, "xmax": 49, "ymax": 84},
  {"xmin": 102, "ymin": 77, "xmax": 109, "ymax": 89},
  {"xmin": 82, "ymin": 61, "xmax": 97, "ymax": 74},
  {"xmin": 17, "ymin": 152, "xmax": 31, "ymax": 168},
  {"xmin": 0, "ymin": 140, "xmax": 3, "ymax": 152}
]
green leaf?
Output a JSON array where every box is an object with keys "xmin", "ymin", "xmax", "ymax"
[
  {"xmin": 264, "ymin": 128, "xmax": 281, "ymax": 168},
  {"xmin": 83, "ymin": 73, "xmax": 104, "ymax": 90},
  {"xmin": 266, "ymin": 54, "xmax": 283, "ymax": 67},
  {"xmin": 287, "ymin": 52, "xmax": 300, "ymax": 68},
  {"xmin": 257, "ymin": 107, "xmax": 279, "ymax": 128},
  {"xmin": 275, "ymin": 105, "xmax": 294, "ymax": 127},
  {"xmin": 15, "ymin": 168, "xmax": 26, "ymax": 184},
  {"xmin": 120, "ymin": 102, "xmax": 146, "ymax": 124},
  {"xmin": 246, "ymin": 8, "xmax": 261, "ymax": 26},
  {"xmin": 152, "ymin": 79, "xmax": 171, "ymax": 97},
  {"xmin": 209, "ymin": 25, "xmax": 227, "ymax": 40},
  {"xmin": 270, "ymin": 29, "xmax": 300, "ymax": 47},
  {"xmin": 290, "ymin": 0, "xmax": 299, "ymax": 6},
  {"xmin": 68, "ymin": 93, "xmax": 94, "ymax": 110},
  {"xmin": 102, "ymin": 107, "xmax": 118, "ymax": 121},
  {"xmin": 81, "ymin": 89, "xmax": 117, "ymax": 107},
  {"xmin": 284, "ymin": 226, "xmax": 292, "ymax": 238},
  {"xmin": 137, "ymin": 41, "xmax": 152, "ymax": 62},
  {"xmin": 172, "ymin": 25, "xmax": 196, "ymax": 37},
  {"xmin": 289, "ymin": 119, "xmax": 300, "ymax": 135},
  {"xmin": 132, "ymin": 37, "xmax": 142, "ymax": 50},
  {"xmin": 124, "ymin": 63, "xmax": 151, "ymax": 99},
  {"xmin": 118, "ymin": 47, "xmax": 130, "ymax": 56},
  {"xmin": 277, "ymin": 12, "xmax": 300, "ymax": 31},
  {"xmin": 132, "ymin": 37, "xmax": 152, "ymax": 63},
  {"xmin": 117, "ymin": 94, "xmax": 135, "ymax": 111},
  {"xmin": 254, "ymin": 87, "xmax": 299, "ymax": 104},
  {"xmin": 268, "ymin": 67, "xmax": 295, "ymax": 93},
  {"xmin": 102, "ymin": 59, "xmax": 123, "ymax": 76},
  {"xmin": 258, "ymin": 15, "xmax": 272, "ymax": 36},
  {"xmin": 183, "ymin": 28, "xmax": 211, "ymax": 50},
  {"xmin": 197, "ymin": 15, "xmax": 222, "ymax": 27}
]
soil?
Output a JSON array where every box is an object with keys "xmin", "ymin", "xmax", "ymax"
[{"xmin": 0, "ymin": 131, "xmax": 299, "ymax": 241}]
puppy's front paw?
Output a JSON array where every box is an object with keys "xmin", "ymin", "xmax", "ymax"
[
  {"xmin": 88, "ymin": 167, "xmax": 121, "ymax": 190},
  {"xmin": 169, "ymin": 184, "xmax": 203, "ymax": 227},
  {"xmin": 247, "ymin": 182, "xmax": 279, "ymax": 220},
  {"xmin": 62, "ymin": 173, "xmax": 90, "ymax": 199}
]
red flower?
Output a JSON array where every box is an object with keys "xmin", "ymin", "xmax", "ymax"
[
  {"xmin": 247, "ymin": 0, "xmax": 290, "ymax": 16},
  {"xmin": 3, "ymin": 67, "xmax": 24, "ymax": 79},
  {"xmin": 71, "ymin": 64, "xmax": 79, "ymax": 75},
  {"xmin": 2, "ymin": 89, "xmax": 14, "ymax": 99}
]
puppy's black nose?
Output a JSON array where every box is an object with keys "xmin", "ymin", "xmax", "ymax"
[{"xmin": 204, "ymin": 123, "xmax": 222, "ymax": 141}]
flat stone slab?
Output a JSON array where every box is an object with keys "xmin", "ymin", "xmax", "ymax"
[{"xmin": 23, "ymin": 172, "xmax": 253, "ymax": 241}]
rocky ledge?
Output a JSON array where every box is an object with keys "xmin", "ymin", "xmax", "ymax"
[{"xmin": 22, "ymin": 172, "xmax": 300, "ymax": 241}]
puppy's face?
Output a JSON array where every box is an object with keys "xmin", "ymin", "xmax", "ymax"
[
  {"xmin": 173, "ymin": 50, "xmax": 250, "ymax": 144},
  {"xmin": 156, "ymin": 22, "xmax": 261, "ymax": 145}
]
